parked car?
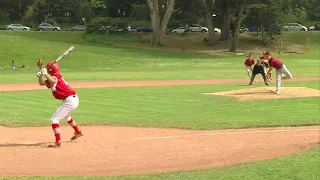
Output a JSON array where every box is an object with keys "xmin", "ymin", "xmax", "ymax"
[
  {"xmin": 214, "ymin": 28, "xmax": 221, "ymax": 33},
  {"xmin": 188, "ymin": 24, "xmax": 208, "ymax": 32},
  {"xmin": 308, "ymin": 25, "xmax": 315, "ymax": 31},
  {"xmin": 282, "ymin": 23, "xmax": 307, "ymax": 31},
  {"xmin": 136, "ymin": 27, "xmax": 153, "ymax": 32},
  {"xmin": 314, "ymin": 21, "xmax": 320, "ymax": 31},
  {"xmin": 0, "ymin": 25, "xmax": 8, "ymax": 30},
  {"xmin": 70, "ymin": 25, "xmax": 86, "ymax": 31},
  {"xmin": 38, "ymin": 23, "xmax": 61, "ymax": 31},
  {"xmin": 6, "ymin": 24, "xmax": 31, "ymax": 31},
  {"xmin": 172, "ymin": 27, "xmax": 189, "ymax": 34},
  {"xmin": 239, "ymin": 27, "xmax": 249, "ymax": 33}
]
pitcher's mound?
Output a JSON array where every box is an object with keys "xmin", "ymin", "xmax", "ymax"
[{"xmin": 202, "ymin": 87, "xmax": 320, "ymax": 101}]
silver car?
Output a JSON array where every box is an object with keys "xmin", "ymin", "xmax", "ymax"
[
  {"xmin": 283, "ymin": 23, "xmax": 307, "ymax": 31},
  {"xmin": 71, "ymin": 25, "xmax": 86, "ymax": 31},
  {"xmin": 38, "ymin": 23, "xmax": 61, "ymax": 31},
  {"xmin": 7, "ymin": 24, "xmax": 31, "ymax": 31}
]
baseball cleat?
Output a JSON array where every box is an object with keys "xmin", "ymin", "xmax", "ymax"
[
  {"xmin": 71, "ymin": 130, "xmax": 84, "ymax": 140},
  {"xmin": 265, "ymin": 82, "xmax": 269, "ymax": 85},
  {"xmin": 47, "ymin": 141, "xmax": 62, "ymax": 148},
  {"xmin": 276, "ymin": 90, "xmax": 280, "ymax": 95}
]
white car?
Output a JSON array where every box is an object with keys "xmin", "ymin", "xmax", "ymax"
[
  {"xmin": 187, "ymin": 25, "xmax": 221, "ymax": 33},
  {"xmin": 283, "ymin": 23, "xmax": 307, "ymax": 31},
  {"xmin": 7, "ymin": 24, "xmax": 31, "ymax": 31},
  {"xmin": 188, "ymin": 25, "xmax": 208, "ymax": 32},
  {"xmin": 172, "ymin": 27, "xmax": 188, "ymax": 34},
  {"xmin": 308, "ymin": 26, "xmax": 315, "ymax": 31},
  {"xmin": 214, "ymin": 28, "xmax": 221, "ymax": 33}
]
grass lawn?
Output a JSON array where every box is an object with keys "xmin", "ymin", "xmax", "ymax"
[
  {"xmin": 1, "ymin": 145, "xmax": 319, "ymax": 180},
  {"xmin": 0, "ymin": 31, "xmax": 319, "ymax": 83},
  {"xmin": 1, "ymin": 81, "xmax": 319, "ymax": 129}
]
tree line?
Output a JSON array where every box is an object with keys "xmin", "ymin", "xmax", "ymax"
[{"xmin": 0, "ymin": 0, "xmax": 319, "ymax": 51}]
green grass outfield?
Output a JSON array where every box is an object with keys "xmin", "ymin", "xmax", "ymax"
[
  {"xmin": 0, "ymin": 31, "xmax": 319, "ymax": 179},
  {"xmin": 1, "ymin": 146, "xmax": 319, "ymax": 180},
  {"xmin": 0, "ymin": 81, "xmax": 319, "ymax": 129},
  {"xmin": 0, "ymin": 31, "xmax": 319, "ymax": 83}
]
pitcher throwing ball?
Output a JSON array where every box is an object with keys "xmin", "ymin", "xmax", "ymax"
[
  {"xmin": 37, "ymin": 61, "xmax": 84, "ymax": 148},
  {"xmin": 265, "ymin": 52, "xmax": 292, "ymax": 94}
]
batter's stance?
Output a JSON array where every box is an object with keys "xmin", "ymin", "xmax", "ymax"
[
  {"xmin": 37, "ymin": 61, "xmax": 84, "ymax": 148},
  {"xmin": 265, "ymin": 52, "xmax": 292, "ymax": 94},
  {"xmin": 248, "ymin": 57, "xmax": 269, "ymax": 86}
]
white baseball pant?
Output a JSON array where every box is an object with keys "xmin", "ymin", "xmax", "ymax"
[
  {"xmin": 246, "ymin": 66, "xmax": 253, "ymax": 78},
  {"xmin": 276, "ymin": 65, "xmax": 292, "ymax": 92},
  {"xmin": 51, "ymin": 95, "xmax": 79, "ymax": 124}
]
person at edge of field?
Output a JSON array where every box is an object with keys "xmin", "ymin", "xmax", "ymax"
[{"xmin": 37, "ymin": 59, "xmax": 44, "ymax": 71}]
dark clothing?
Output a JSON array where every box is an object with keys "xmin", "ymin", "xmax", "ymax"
[
  {"xmin": 249, "ymin": 62, "xmax": 269, "ymax": 85},
  {"xmin": 252, "ymin": 64, "xmax": 266, "ymax": 76}
]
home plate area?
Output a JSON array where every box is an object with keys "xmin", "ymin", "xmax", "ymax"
[{"xmin": 202, "ymin": 87, "xmax": 320, "ymax": 101}]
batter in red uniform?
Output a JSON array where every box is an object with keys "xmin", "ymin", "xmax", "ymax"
[{"xmin": 37, "ymin": 61, "xmax": 84, "ymax": 148}]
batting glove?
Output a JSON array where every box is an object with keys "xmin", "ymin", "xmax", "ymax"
[
  {"xmin": 36, "ymin": 71, "xmax": 42, "ymax": 77},
  {"xmin": 41, "ymin": 68, "xmax": 48, "ymax": 75}
]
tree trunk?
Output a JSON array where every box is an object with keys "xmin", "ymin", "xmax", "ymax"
[
  {"xmin": 229, "ymin": 0, "xmax": 245, "ymax": 52},
  {"xmin": 219, "ymin": 0, "xmax": 230, "ymax": 41},
  {"xmin": 147, "ymin": 0, "xmax": 161, "ymax": 46},
  {"xmin": 147, "ymin": 0, "xmax": 175, "ymax": 47},
  {"xmin": 205, "ymin": 0, "xmax": 216, "ymax": 45},
  {"xmin": 160, "ymin": 0, "xmax": 175, "ymax": 45}
]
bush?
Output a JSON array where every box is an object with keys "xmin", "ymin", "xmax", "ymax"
[
  {"xmin": 85, "ymin": 17, "xmax": 112, "ymax": 34},
  {"xmin": 86, "ymin": 17, "xmax": 152, "ymax": 34},
  {"xmin": 128, "ymin": 19, "xmax": 151, "ymax": 29}
]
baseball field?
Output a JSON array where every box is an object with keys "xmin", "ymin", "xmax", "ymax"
[{"xmin": 0, "ymin": 31, "xmax": 319, "ymax": 180}]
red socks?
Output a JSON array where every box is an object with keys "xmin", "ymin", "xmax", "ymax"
[
  {"xmin": 68, "ymin": 119, "xmax": 80, "ymax": 133},
  {"xmin": 51, "ymin": 124, "xmax": 61, "ymax": 143}
]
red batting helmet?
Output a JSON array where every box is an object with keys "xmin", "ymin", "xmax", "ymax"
[{"xmin": 46, "ymin": 61, "xmax": 59, "ymax": 74}]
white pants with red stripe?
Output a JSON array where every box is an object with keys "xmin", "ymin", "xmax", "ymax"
[{"xmin": 51, "ymin": 95, "xmax": 79, "ymax": 124}]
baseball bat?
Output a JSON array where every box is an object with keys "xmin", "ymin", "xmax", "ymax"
[{"xmin": 55, "ymin": 46, "xmax": 75, "ymax": 63}]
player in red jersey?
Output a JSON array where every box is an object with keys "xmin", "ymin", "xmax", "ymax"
[
  {"xmin": 37, "ymin": 61, "xmax": 84, "ymax": 148},
  {"xmin": 244, "ymin": 53, "xmax": 255, "ymax": 80},
  {"xmin": 265, "ymin": 52, "xmax": 292, "ymax": 94}
]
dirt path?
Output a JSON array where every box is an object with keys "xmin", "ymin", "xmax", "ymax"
[
  {"xmin": 1, "ymin": 77, "xmax": 319, "ymax": 92},
  {"xmin": 0, "ymin": 126, "xmax": 319, "ymax": 177}
]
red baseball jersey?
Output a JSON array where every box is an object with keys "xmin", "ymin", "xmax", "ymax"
[
  {"xmin": 244, "ymin": 58, "xmax": 254, "ymax": 66},
  {"xmin": 45, "ymin": 73, "xmax": 76, "ymax": 100},
  {"xmin": 268, "ymin": 58, "xmax": 284, "ymax": 69},
  {"xmin": 260, "ymin": 56, "xmax": 267, "ymax": 64}
]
